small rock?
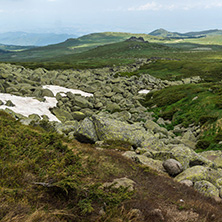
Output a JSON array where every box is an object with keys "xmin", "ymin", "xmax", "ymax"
[
  {"xmin": 163, "ymin": 159, "xmax": 183, "ymax": 177},
  {"xmin": 150, "ymin": 209, "xmax": 164, "ymax": 221},
  {"xmin": 180, "ymin": 180, "xmax": 193, "ymax": 187}
]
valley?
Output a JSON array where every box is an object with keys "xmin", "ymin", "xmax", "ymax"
[{"xmin": 0, "ymin": 30, "xmax": 222, "ymax": 221}]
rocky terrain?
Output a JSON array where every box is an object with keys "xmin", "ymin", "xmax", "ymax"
[{"xmin": 1, "ymin": 61, "xmax": 222, "ymax": 201}]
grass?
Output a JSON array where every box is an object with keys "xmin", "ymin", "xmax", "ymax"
[
  {"xmin": 141, "ymin": 83, "xmax": 222, "ymax": 150},
  {"xmin": 1, "ymin": 111, "xmax": 222, "ymax": 221}
]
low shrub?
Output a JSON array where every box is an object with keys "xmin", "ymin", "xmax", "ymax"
[
  {"xmin": 199, "ymin": 115, "xmax": 218, "ymax": 125},
  {"xmin": 196, "ymin": 140, "xmax": 211, "ymax": 150}
]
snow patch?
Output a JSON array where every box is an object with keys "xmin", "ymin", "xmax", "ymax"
[
  {"xmin": 138, "ymin": 89, "xmax": 150, "ymax": 94},
  {"xmin": 0, "ymin": 93, "xmax": 59, "ymax": 122},
  {"xmin": 43, "ymin": 85, "xmax": 93, "ymax": 97}
]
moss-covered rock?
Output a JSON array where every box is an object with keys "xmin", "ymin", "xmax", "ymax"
[
  {"xmin": 194, "ymin": 180, "xmax": 219, "ymax": 197},
  {"xmin": 170, "ymin": 145, "xmax": 214, "ymax": 169},
  {"xmin": 73, "ymin": 96, "xmax": 93, "ymax": 109},
  {"xmin": 55, "ymin": 120, "xmax": 79, "ymax": 135},
  {"xmin": 5, "ymin": 100, "xmax": 15, "ymax": 107},
  {"xmin": 200, "ymin": 150, "xmax": 222, "ymax": 168},
  {"xmin": 72, "ymin": 111, "xmax": 86, "ymax": 121},
  {"xmin": 51, "ymin": 107, "xmax": 73, "ymax": 122},
  {"xmin": 92, "ymin": 115, "xmax": 153, "ymax": 147},
  {"xmin": 102, "ymin": 177, "xmax": 136, "ymax": 192},
  {"xmin": 75, "ymin": 117, "xmax": 98, "ymax": 143},
  {"xmin": 175, "ymin": 166, "xmax": 222, "ymax": 186},
  {"xmin": 28, "ymin": 114, "xmax": 41, "ymax": 121},
  {"xmin": 41, "ymin": 88, "xmax": 54, "ymax": 97},
  {"xmin": 135, "ymin": 155, "xmax": 165, "ymax": 173},
  {"xmin": 106, "ymin": 102, "xmax": 121, "ymax": 113}
]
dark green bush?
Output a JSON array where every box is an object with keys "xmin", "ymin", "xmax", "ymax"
[
  {"xmin": 214, "ymin": 131, "xmax": 222, "ymax": 143},
  {"xmin": 159, "ymin": 108, "xmax": 178, "ymax": 120},
  {"xmin": 199, "ymin": 115, "xmax": 218, "ymax": 125},
  {"xmin": 215, "ymin": 96, "xmax": 222, "ymax": 109},
  {"xmin": 196, "ymin": 140, "xmax": 211, "ymax": 150}
]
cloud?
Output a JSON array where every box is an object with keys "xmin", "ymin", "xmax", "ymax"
[{"xmin": 128, "ymin": 1, "xmax": 222, "ymax": 11}]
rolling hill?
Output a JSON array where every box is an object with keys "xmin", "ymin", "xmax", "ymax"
[{"xmin": 0, "ymin": 32, "xmax": 162, "ymax": 63}]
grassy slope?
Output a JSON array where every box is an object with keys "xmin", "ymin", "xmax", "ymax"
[
  {"xmin": 141, "ymin": 83, "xmax": 222, "ymax": 150},
  {"xmin": 1, "ymin": 111, "xmax": 222, "ymax": 222},
  {"xmin": 0, "ymin": 32, "xmax": 162, "ymax": 63}
]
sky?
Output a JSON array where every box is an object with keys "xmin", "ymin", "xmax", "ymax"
[{"xmin": 1, "ymin": 0, "xmax": 222, "ymax": 35}]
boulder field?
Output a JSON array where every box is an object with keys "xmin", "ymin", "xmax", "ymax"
[{"xmin": 1, "ymin": 62, "xmax": 221, "ymax": 199}]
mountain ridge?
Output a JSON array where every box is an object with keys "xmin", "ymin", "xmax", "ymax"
[{"xmin": 149, "ymin": 28, "xmax": 222, "ymax": 38}]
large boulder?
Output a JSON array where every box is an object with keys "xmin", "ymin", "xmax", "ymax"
[
  {"xmin": 72, "ymin": 111, "xmax": 86, "ymax": 121},
  {"xmin": 170, "ymin": 145, "xmax": 214, "ymax": 169},
  {"xmin": 162, "ymin": 159, "xmax": 183, "ymax": 177},
  {"xmin": 141, "ymin": 138, "xmax": 165, "ymax": 151},
  {"xmin": 41, "ymin": 88, "xmax": 54, "ymax": 97},
  {"xmin": 75, "ymin": 117, "xmax": 98, "ymax": 143},
  {"xmin": 175, "ymin": 166, "xmax": 222, "ymax": 186},
  {"xmin": 194, "ymin": 180, "xmax": 219, "ymax": 197},
  {"xmin": 105, "ymin": 101, "xmax": 121, "ymax": 113},
  {"xmin": 73, "ymin": 95, "xmax": 93, "ymax": 109},
  {"xmin": 135, "ymin": 155, "xmax": 165, "ymax": 173},
  {"xmin": 92, "ymin": 115, "xmax": 153, "ymax": 147},
  {"xmin": 144, "ymin": 120, "xmax": 168, "ymax": 136},
  {"xmin": 51, "ymin": 107, "xmax": 73, "ymax": 122},
  {"xmin": 200, "ymin": 150, "xmax": 222, "ymax": 168}
]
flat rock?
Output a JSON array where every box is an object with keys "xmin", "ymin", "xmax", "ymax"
[{"xmin": 102, "ymin": 177, "xmax": 136, "ymax": 191}]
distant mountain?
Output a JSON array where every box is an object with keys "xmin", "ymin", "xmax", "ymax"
[
  {"xmin": 185, "ymin": 29, "xmax": 222, "ymax": 37},
  {"xmin": 149, "ymin": 28, "xmax": 184, "ymax": 38},
  {"xmin": 0, "ymin": 32, "xmax": 77, "ymax": 46},
  {"xmin": 149, "ymin": 28, "xmax": 222, "ymax": 38}
]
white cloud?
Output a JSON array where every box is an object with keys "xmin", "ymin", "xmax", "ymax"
[{"xmin": 128, "ymin": 1, "xmax": 222, "ymax": 11}]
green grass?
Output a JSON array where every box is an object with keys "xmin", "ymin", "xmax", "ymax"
[
  {"xmin": 141, "ymin": 83, "xmax": 222, "ymax": 150},
  {"xmin": 0, "ymin": 111, "xmax": 134, "ymax": 221}
]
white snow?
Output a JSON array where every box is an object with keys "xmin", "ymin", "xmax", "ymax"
[
  {"xmin": 138, "ymin": 89, "xmax": 150, "ymax": 94},
  {"xmin": 42, "ymin": 85, "xmax": 93, "ymax": 97},
  {"xmin": 0, "ymin": 85, "xmax": 94, "ymax": 122},
  {"xmin": 0, "ymin": 93, "xmax": 60, "ymax": 122}
]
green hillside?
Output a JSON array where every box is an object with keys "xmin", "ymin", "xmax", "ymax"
[
  {"xmin": 0, "ymin": 32, "xmax": 162, "ymax": 63},
  {"xmin": 1, "ymin": 31, "xmax": 222, "ymax": 67}
]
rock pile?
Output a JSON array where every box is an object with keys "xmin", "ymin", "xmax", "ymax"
[{"xmin": 1, "ymin": 62, "xmax": 219, "ymax": 199}]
